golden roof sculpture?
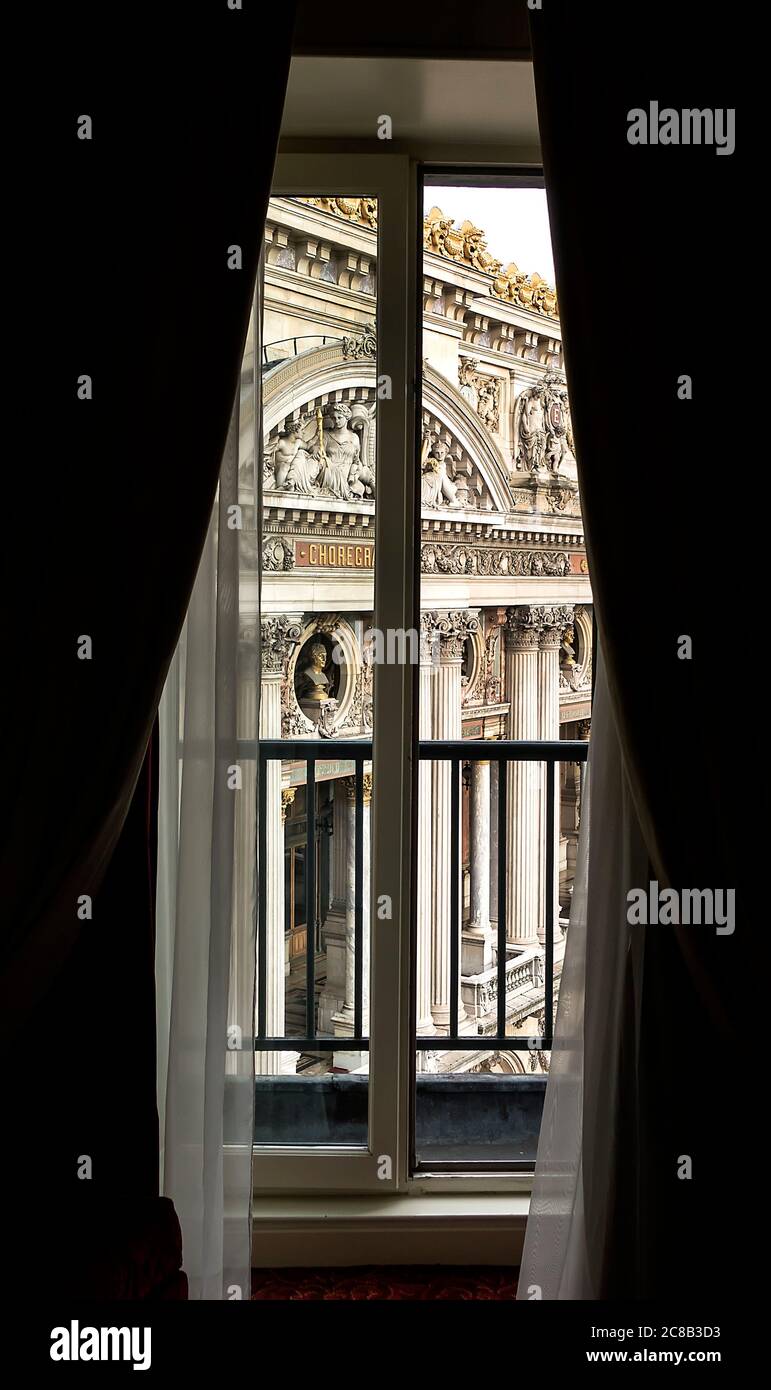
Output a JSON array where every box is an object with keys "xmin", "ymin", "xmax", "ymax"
[{"xmin": 295, "ymin": 198, "xmax": 559, "ymax": 319}]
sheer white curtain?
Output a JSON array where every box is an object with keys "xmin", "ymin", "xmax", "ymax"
[
  {"xmin": 156, "ymin": 292, "xmax": 261, "ymax": 1299},
  {"xmin": 518, "ymin": 646, "xmax": 648, "ymax": 1300}
]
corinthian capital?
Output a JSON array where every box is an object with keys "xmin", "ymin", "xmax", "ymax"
[
  {"xmin": 420, "ymin": 610, "xmax": 440, "ymax": 664},
  {"xmin": 505, "ymin": 604, "xmax": 574, "ymax": 651},
  {"xmin": 538, "ymin": 604, "xmax": 575, "ymax": 649},
  {"xmin": 435, "ymin": 609, "xmax": 479, "ymax": 662},
  {"xmin": 505, "ymin": 605, "xmax": 543, "ymax": 651},
  {"xmin": 261, "ymin": 615, "xmax": 302, "ymax": 676}
]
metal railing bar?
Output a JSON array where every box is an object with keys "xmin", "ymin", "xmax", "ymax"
[
  {"xmin": 306, "ymin": 758, "xmax": 316, "ymax": 1039},
  {"xmin": 421, "ymin": 1036, "xmax": 551, "ymax": 1051},
  {"xmin": 257, "ymin": 759, "xmax": 267, "ymax": 1038},
  {"xmin": 419, "ymin": 740, "xmax": 587, "ymax": 761},
  {"xmin": 354, "ymin": 763, "xmax": 364, "ymax": 1039},
  {"xmin": 252, "ymin": 739, "xmax": 373, "ymax": 761},
  {"xmin": 254, "ymin": 1038, "xmax": 369, "ymax": 1052},
  {"xmin": 449, "ymin": 757, "xmax": 460, "ymax": 1041},
  {"xmin": 544, "ymin": 761, "xmax": 555, "ymax": 1050},
  {"xmin": 497, "ymin": 767, "xmax": 508, "ymax": 1041},
  {"xmin": 253, "ymin": 739, "xmax": 586, "ymax": 762}
]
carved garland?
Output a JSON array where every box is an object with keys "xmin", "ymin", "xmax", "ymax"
[{"xmin": 422, "ymin": 544, "xmax": 573, "ymax": 577}]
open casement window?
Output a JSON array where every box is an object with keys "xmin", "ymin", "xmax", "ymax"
[{"xmin": 240, "ymin": 155, "xmax": 592, "ymax": 1197}]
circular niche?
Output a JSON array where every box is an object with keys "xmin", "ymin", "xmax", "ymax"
[{"xmin": 293, "ymin": 632, "xmax": 341, "ymax": 719}]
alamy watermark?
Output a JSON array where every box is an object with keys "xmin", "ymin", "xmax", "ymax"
[
  {"xmin": 50, "ymin": 1322, "xmax": 151, "ymax": 1370},
  {"xmin": 626, "ymin": 881, "xmax": 735, "ymax": 935},
  {"xmin": 627, "ymin": 103, "xmax": 735, "ymax": 156}
]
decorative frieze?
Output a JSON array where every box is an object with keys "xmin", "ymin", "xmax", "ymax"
[{"xmin": 422, "ymin": 543, "xmax": 574, "ymax": 577}]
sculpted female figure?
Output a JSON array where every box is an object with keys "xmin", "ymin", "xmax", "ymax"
[{"xmin": 316, "ymin": 403, "xmax": 362, "ymax": 499}]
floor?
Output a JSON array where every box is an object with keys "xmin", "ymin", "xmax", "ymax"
[{"xmin": 251, "ymin": 1266, "xmax": 519, "ymax": 1300}]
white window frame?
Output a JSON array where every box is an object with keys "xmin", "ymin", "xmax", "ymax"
[{"xmin": 251, "ymin": 151, "xmax": 542, "ymax": 1201}]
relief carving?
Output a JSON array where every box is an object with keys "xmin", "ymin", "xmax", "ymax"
[
  {"xmin": 422, "ymin": 544, "xmax": 573, "ymax": 577},
  {"xmin": 513, "ymin": 372, "xmax": 577, "ymax": 480},
  {"xmin": 458, "ymin": 357, "xmax": 502, "ymax": 434},
  {"xmin": 264, "ymin": 400, "xmax": 377, "ymax": 501}
]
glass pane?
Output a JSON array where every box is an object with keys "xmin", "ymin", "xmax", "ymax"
[
  {"xmin": 415, "ymin": 182, "xmax": 593, "ymax": 1168},
  {"xmin": 252, "ymin": 193, "xmax": 378, "ymax": 1146}
]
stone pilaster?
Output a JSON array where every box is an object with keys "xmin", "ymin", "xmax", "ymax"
[
  {"xmin": 258, "ymin": 615, "xmax": 301, "ymax": 1075},
  {"xmin": 430, "ymin": 610, "xmax": 478, "ymax": 1029},
  {"xmin": 229, "ymin": 625, "xmax": 259, "ymax": 1078}
]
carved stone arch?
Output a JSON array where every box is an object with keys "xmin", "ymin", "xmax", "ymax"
[
  {"xmin": 262, "ymin": 343, "xmax": 377, "ymax": 439},
  {"xmin": 254, "ymin": 341, "xmax": 524, "ymax": 519},
  {"xmin": 422, "ymin": 363, "xmax": 515, "ymax": 514},
  {"xmin": 495, "ymin": 1051, "xmax": 526, "ymax": 1075}
]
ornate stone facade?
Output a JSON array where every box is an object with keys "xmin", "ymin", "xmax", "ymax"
[{"xmin": 253, "ymin": 192, "xmax": 593, "ymax": 1084}]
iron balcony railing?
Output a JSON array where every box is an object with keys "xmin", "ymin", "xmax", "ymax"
[
  {"xmin": 262, "ymin": 334, "xmax": 343, "ymax": 368},
  {"xmin": 248, "ymin": 737, "xmax": 589, "ymax": 1058}
]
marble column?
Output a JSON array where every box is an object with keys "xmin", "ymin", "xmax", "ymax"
[
  {"xmin": 504, "ymin": 608, "xmax": 541, "ymax": 946},
  {"xmin": 332, "ymin": 773, "xmax": 372, "ymax": 1071},
  {"xmin": 416, "ymin": 616, "xmax": 436, "ymax": 1035},
  {"xmin": 318, "ymin": 779, "xmax": 348, "ymax": 1031},
  {"xmin": 489, "ymin": 761, "xmax": 499, "ymax": 930},
  {"xmin": 465, "ymin": 759, "xmax": 494, "ymax": 973},
  {"xmin": 430, "ymin": 610, "xmax": 478, "ymax": 1030},
  {"xmin": 258, "ymin": 615, "xmax": 301, "ymax": 1076}
]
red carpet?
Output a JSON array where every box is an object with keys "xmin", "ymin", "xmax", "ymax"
[{"xmin": 251, "ymin": 1266, "xmax": 518, "ymax": 1300}]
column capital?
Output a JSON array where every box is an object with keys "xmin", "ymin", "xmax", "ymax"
[
  {"xmin": 505, "ymin": 604, "xmax": 575, "ymax": 651},
  {"xmin": 261, "ymin": 615, "xmax": 303, "ymax": 677},
  {"xmin": 280, "ymin": 787, "xmax": 296, "ymax": 822},
  {"xmin": 539, "ymin": 604, "xmax": 575, "ymax": 650},
  {"xmin": 420, "ymin": 611, "xmax": 440, "ymax": 665},
  {"xmin": 342, "ymin": 773, "xmax": 373, "ymax": 804},
  {"xmin": 433, "ymin": 609, "xmax": 480, "ymax": 663}
]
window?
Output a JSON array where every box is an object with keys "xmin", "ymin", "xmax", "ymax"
[{"xmin": 239, "ymin": 154, "xmax": 592, "ymax": 1194}]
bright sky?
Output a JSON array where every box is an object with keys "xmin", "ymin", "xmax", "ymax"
[{"xmin": 425, "ymin": 187, "xmax": 556, "ymax": 287}]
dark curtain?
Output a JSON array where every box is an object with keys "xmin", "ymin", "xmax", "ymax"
[
  {"xmin": 530, "ymin": 2, "xmax": 742, "ymax": 1296},
  {"xmin": 2, "ymin": 2, "xmax": 296, "ymax": 1290}
]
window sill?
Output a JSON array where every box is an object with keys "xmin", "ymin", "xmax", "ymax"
[{"xmin": 251, "ymin": 1190, "xmax": 530, "ymax": 1267}]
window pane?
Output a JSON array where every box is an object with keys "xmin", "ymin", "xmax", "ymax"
[
  {"xmin": 253, "ymin": 193, "xmax": 378, "ymax": 1146},
  {"xmin": 415, "ymin": 181, "xmax": 592, "ymax": 1168}
]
